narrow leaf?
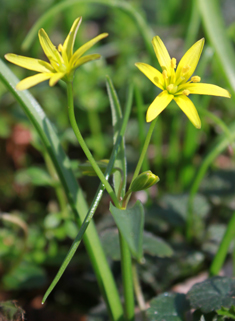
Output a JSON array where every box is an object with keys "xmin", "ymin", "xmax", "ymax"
[
  {"xmin": 198, "ymin": 0, "xmax": 235, "ymax": 96},
  {"xmin": 106, "ymin": 75, "xmax": 126, "ymax": 197}
]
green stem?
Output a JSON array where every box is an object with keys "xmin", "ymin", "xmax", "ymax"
[
  {"xmin": 125, "ymin": 118, "xmax": 157, "ymax": 206},
  {"xmin": 132, "ymin": 262, "xmax": 146, "ymax": 312},
  {"xmin": 210, "ymin": 212, "xmax": 235, "ymax": 276},
  {"xmin": 131, "ymin": 118, "xmax": 157, "ymax": 184},
  {"xmin": 119, "ymin": 232, "xmax": 135, "ymax": 321},
  {"xmin": 67, "ymin": 82, "xmax": 119, "ymax": 208},
  {"xmin": 117, "ymin": 117, "xmax": 157, "ymax": 321},
  {"xmin": 135, "ymin": 86, "xmax": 149, "ymax": 172}
]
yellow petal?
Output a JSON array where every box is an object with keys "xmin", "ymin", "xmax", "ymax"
[
  {"xmin": 5, "ymin": 54, "xmax": 54, "ymax": 72},
  {"xmin": 146, "ymin": 90, "xmax": 174, "ymax": 122},
  {"xmin": 16, "ymin": 73, "xmax": 54, "ymax": 90},
  {"xmin": 63, "ymin": 17, "xmax": 82, "ymax": 61},
  {"xmin": 152, "ymin": 36, "xmax": 171, "ymax": 72},
  {"xmin": 135, "ymin": 62, "xmax": 164, "ymax": 90},
  {"xmin": 70, "ymin": 33, "xmax": 108, "ymax": 66},
  {"xmin": 38, "ymin": 29, "xmax": 64, "ymax": 66},
  {"xmin": 174, "ymin": 95, "xmax": 201, "ymax": 128},
  {"xmin": 178, "ymin": 83, "xmax": 231, "ymax": 98},
  {"xmin": 49, "ymin": 72, "xmax": 65, "ymax": 86},
  {"xmin": 176, "ymin": 38, "xmax": 204, "ymax": 84},
  {"xmin": 72, "ymin": 54, "xmax": 101, "ymax": 70}
]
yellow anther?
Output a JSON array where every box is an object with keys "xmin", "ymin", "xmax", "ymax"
[
  {"xmin": 167, "ymin": 84, "xmax": 174, "ymax": 92},
  {"xmin": 171, "ymin": 58, "xmax": 176, "ymax": 69},
  {"xmin": 191, "ymin": 76, "xmax": 201, "ymax": 83},
  {"xmin": 162, "ymin": 70, "xmax": 168, "ymax": 79},
  {"xmin": 183, "ymin": 89, "xmax": 190, "ymax": 96},
  {"xmin": 58, "ymin": 44, "xmax": 63, "ymax": 52},
  {"xmin": 182, "ymin": 65, "xmax": 191, "ymax": 74}
]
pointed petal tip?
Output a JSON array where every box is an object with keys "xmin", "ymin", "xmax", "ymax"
[
  {"xmin": 16, "ymin": 83, "xmax": 26, "ymax": 91},
  {"xmin": 100, "ymin": 32, "xmax": 109, "ymax": 38},
  {"xmin": 151, "ymin": 35, "xmax": 160, "ymax": 42},
  {"xmin": 4, "ymin": 53, "xmax": 10, "ymax": 61}
]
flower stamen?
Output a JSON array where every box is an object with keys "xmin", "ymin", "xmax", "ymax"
[
  {"xmin": 182, "ymin": 89, "xmax": 190, "ymax": 96},
  {"xmin": 162, "ymin": 70, "xmax": 168, "ymax": 79},
  {"xmin": 191, "ymin": 76, "xmax": 201, "ymax": 83},
  {"xmin": 171, "ymin": 58, "xmax": 176, "ymax": 69},
  {"xmin": 182, "ymin": 65, "xmax": 191, "ymax": 75}
]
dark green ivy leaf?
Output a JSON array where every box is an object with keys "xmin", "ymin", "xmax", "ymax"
[
  {"xmin": 187, "ymin": 276, "xmax": 235, "ymax": 313},
  {"xmin": 147, "ymin": 292, "xmax": 190, "ymax": 321}
]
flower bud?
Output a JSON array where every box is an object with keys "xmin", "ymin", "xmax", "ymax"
[
  {"xmin": 130, "ymin": 171, "xmax": 160, "ymax": 192},
  {"xmin": 79, "ymin": 159, "xmax": 115, "ymax": 176}
]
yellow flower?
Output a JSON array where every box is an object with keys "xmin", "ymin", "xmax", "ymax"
[
  {"xmin": 135, "ymin": 36, "xmax": 231, "ymax": 128},
  {"xmin": 5, "ymin": 17, "xmax": 108, "ymax": 90}
]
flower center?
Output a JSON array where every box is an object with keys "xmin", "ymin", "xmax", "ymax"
[{"xmin": 167, "ymin": 83, "xmax": 178, "ymax": 94}]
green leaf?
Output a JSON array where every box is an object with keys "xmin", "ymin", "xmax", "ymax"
[
  {"xmin": 147, "ymin": 293, "xmax": 190, "ymax": 321},
  {"xmin": 100, "ymin": 228, "xmax": 121, "ymax": 261},
  {"xmin": 216, "ymin": 306, "xmax": 235, "ymax": 320},
  {"xmin": 109, "ymin": 201, "xmax": 144, "ymax": 260},
  {"xmin": 100, "ymin": 230, "xmax": 173, "ymax": 261},
  {"xmin": 0, "ymin": 300, "xmax": 25, "ymax": 321},
  {"xmin": 187, "ymin": 276, "xmax": 235, "ymax": 313},
  {"xmin": 143, "ymin": 232, "xmax": 173, "ymax": 258},
  {"xmin": 106, "ymin": 75, "xmax": 127, "ymax": 198},
  {"xmin": 15, "ymin": 167, "xmax": 55, "ymax": 186},
  {"xmin": 3, "ymin": 262, "xmax": 47, "ymax": 290},
  {"xmin": 198, "ymin": 0, "xmax": 235, "ymax": 96},
  {"xmin": 156, "ymin": 193, "xmax": 210, "ymax": 228}
]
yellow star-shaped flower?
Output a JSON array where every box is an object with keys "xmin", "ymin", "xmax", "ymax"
[
  {"xmin": 5, "ymin": 17, "xmax": 108, "ymax": 90},
  {"xmin": 135, "ymin": 36, "xmax": 231, "ymax": 128}
]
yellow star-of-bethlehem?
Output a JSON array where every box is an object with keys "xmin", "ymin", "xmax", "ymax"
[
  {"xmin": 5, "ymin": 17, "xmax": 108, "ymax": 90},
  {"xmin": 135, "ymin": 36, "xmax": 231, "ymax": 129}
]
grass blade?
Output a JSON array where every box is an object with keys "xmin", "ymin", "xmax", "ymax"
[{"xmin": 198, "ymin": 0, "xmax": 235, "ymax": 96}]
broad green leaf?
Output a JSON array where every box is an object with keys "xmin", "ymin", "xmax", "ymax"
[
  {"xmin": 147, "ymin": 293, "xmax": 190, "ymax": 321},
  {"xmin": 143, "ymin": 232, "xmax": 173, "ymax": 258},
  {"xmin": 0, "ymin": 300, "xmax": 25, "ymax": 321},
  {"xmin": 156, "ymin": 194, "xmax": 210, "ymax": 227},
  {"xmin": 100, "ymin": 229, "xmax": 173, "ymax": 261},
  {"xmin": 187, "ymin": 276, "xmax": 235, "ymax": 313},
  {"xmin": 109, "ymin": 201, "xmax": 144, "ymax": 260}
]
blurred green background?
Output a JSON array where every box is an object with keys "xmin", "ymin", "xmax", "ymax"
[{"xmin": 0, "ymin": 0, "xmax": 235, "ymax": 320}]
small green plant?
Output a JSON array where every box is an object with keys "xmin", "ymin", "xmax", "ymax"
[{"xmin": 1, "ymin": 1, "xmax": 235, "ymax": 320}]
